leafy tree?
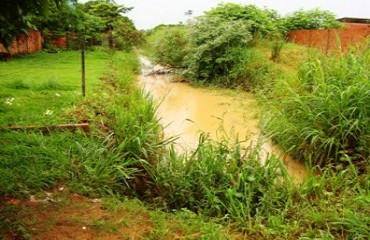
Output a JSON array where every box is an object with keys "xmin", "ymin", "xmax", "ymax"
[
  {"xmin": 183, "ymin": 16, "xmax": 252, "ymax": 84},
  {"xmin": 0, "ymin": 0, "xmax": 64, "ymax": 49},
  {"xmin": 112, "ymin": 16, "xmax": 145, "ymax": 51},
  {"xmin": 34, "ymin": 0, "xmax": 79, "ymax": 34},
  {"xmin": 83, "ymin": 0, "xmax": 133, "ymax": 48},
  {"xmin": 205, "ymin": 3, "xmax": 283, "ymax": 35},
  {"xmin": 84, "ymin": 1, "xmax": 132, "ymax": 30},
  {"xmin": 284, "ymin": 8, "xmax": 343, "ymax": 30}
]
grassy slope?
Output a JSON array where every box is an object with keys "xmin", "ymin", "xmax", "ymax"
[{"xmin": 0, "ymin": 50, "xmax": 234, "ymax": 239}]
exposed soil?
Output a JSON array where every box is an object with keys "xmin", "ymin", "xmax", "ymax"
[{"xmin": 0, "ymin": 192, "xmax": 152, "ymax": 240}]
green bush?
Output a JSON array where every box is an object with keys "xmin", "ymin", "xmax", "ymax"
[
  {"xmin": 205, "ymin": 3, "xmax": 283, "ymax": 35},
  {"xmin": 146, "ymin": 25, "xmax": 188, "ymax": 68},
  {"xmin": 182, "ymin": 16, "xmax": 252, "ymax": 85},
  {"xmin": 283, "ymin": 8, "xmax": 343, "ymax": 30},
  {"xmin": 228, "ymin": 47, "xmax": 279, "ymax": 91}
]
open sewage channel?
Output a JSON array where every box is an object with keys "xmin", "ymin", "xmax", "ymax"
[{"xmin": 138, "ymin": 56, "xmax": 306, "ymax": 183}]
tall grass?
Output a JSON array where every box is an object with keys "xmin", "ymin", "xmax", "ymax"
[
  {"xmin": 73, "ymin": 51, "xmax": 171, "ymax": 197},
  {"xmin": 154, "ymin": 134, "xmax": 291, "ymax": 226},
  {"xmin": 0, "ymin": 50, "xmax": 167, "ymax": 198},
  {"xmin": 264, "ymin": 48, "xmax": 370, "ymax": 169}
]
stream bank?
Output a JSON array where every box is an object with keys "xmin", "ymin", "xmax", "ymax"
[{"xmin": 138, "ymin": 56, "xmax": 306, "ymax": 182}]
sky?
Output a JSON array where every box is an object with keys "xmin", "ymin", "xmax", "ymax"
[{"xmin": 79, "ymin": 0, "xmax": 370, "ymax": 30}]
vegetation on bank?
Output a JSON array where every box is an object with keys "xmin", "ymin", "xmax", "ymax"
[
  {"xmin": 1, "ymin": 2, "xmax": 369, "ymax": 239},
  {"xmin": 1, "ymin": 48, "xmax": 370, "ymax": 239},
  {"xmin": 264, "ymin": 49, "xmax": 370, "ymax": 169},
  {"xmin": 0, "ymin": 49, "xmax": 235, "ymax": 238},
  {"xmin": 142, "ymin": 3, "xmax": 369, "ymax": 239}
]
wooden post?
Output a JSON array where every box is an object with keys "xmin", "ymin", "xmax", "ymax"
[
  {"xmin": 326, "ymin": 29, "xmax": 330, "ymax": 55},
  {"xmin": 81, "ymin": 42, "xmax": 86, "ymax": 97},
  {"xmin": 66, "ymin": 31, "xmax": 69, "ymax": 50}
]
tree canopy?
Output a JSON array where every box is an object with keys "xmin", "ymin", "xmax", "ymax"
[
  {"xmin": 205, "ymin": 3, "xmax": 282, "ymax": 35},
  {"xmin": 284, "ymin": 8, "xmax": 343, "ymax": 30},
  {"xmin": 0, "ymin": 0, "xmax": 141, "ymax": 51},
  {"xmin": 0, "ymin": 0, "xmax": 64, "ymax": 49}
]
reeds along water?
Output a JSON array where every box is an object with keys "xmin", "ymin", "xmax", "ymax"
[{"xmin": 138, "ymin": 56, "xmax": 306, "ymax": 183}]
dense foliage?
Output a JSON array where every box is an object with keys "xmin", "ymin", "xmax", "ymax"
[
  {"xmin": 182, "ymin": 16, "xmax": 252, "ymax": 84},
  {"xmin": 205, "ymin": 3, "xmax": 282, "ymax": 35},
  {"xmin": 0, "ymin": 0, "xmax": 64, "ymax": 49},
  {"xmin": 0, "ymin": 0, "xmax": 142, "ymax": 51},
  {"xmin": 284, "ymin": 8, "xmax": 343, "ymax": 30},
  {"xmin": 145, "ymin": 25, "xmax": 187, "ymax": 68}
]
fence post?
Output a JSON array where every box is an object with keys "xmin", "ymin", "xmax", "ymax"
[
  {"xmin": 66, "ymin": 31, "xmax": 69, "ymax": 50},
  {"xmin": 326, "ymin": 29, "xmax": 330, "ymax": 55},
  {"xmin": 81, "ymin": 42, "xmax": 86, "ymax": 97}
]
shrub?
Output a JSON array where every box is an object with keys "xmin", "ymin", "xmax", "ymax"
[
  {"xmin": 146, "ymin": 25, "xmax": 187, "ymax": 68},
  {"xmin": 205, "ymin": 3, "xmax": 283, "ymax": 36},
  {"xmin": 182, "ymin": 16, "xmax": 252, "ymax": 85},
  {"xmin": 270, "ymin": 33, "xmax": 286, "ymax": 62},
  {"xmin": 283, "ymin": 8, "xmax": 343, "ymax": 31}
]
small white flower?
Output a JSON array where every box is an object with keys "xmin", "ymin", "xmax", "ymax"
[
  {"xmin": 55, "ymin": 93, "xmax": 61, "ymax": 97},
  {"xmin": 4, "ymin": 98, "xmax": 15, "ymax": 105},
  {"xmin": 45, "ymin": 110, "xmax": 53, "ymax": 115},
  {"xmin": 82, "ymin": 226, "xmax": 86, "ymax": 230}
]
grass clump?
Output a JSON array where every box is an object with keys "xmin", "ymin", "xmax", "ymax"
[
  {"xmin": 71, "ymin": 52, "xmax": 168, "ymax": 197},
  {"xmin": 264, "ymin": 48, "xmax": 370, "ymax": 169},
  {"xmin": 155, "ymin": 134, "xmax": 291, "ymax": 226}
]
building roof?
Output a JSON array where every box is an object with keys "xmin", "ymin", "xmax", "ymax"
[{"xmin": 337, "ymin": 17, "xmax": 370, "ymax": 24}]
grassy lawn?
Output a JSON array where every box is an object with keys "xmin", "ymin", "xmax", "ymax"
[
  {"xmin": 0, "ymin": 51, "xmax": 111, "ymax": 198},
  {"xmin": 0, "ymin": 51, "xmax": 109, "ymax": 126}
]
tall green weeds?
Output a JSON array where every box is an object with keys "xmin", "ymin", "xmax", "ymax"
[
  {"xmin": 70, "ymin": 51, "xmax": 169, "ymax": 197},
  {"xmin": 264, "ymin": 49, "xmax": 370, "ymax": 169},
  {"xmin": 155, "ymin": 134, "xmax": 291, "ymax": 226}
]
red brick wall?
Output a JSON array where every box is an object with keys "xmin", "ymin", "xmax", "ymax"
[
  {"xmin": 0, "ymin": 30, "xmax": 43, "ymax": 55},
  {"xmin": 288, "ymin": 23, "xmax": 370, "ymax": 52},
  {"xmin": 52, "ymin": 36, "xmax": 67, "ymax": 48}
]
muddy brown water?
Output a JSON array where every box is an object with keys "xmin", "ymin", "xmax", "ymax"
[{"xmin": 138, "ymin": 57, "xmax": 306, "ymax": 183}]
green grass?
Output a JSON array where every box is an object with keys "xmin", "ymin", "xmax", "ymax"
[
  {"xmin": 1, "ymin": 44, "xmax": 369, "ymax": 239},
  {"xmin": 0, "ymin": 50, "xmax": 165, "ymax": 198},
  {"xmin": 263, "ymin": 48, "xmax": 370, "ymax": 169},
  {"xmin": 0, "ymin": 50, "xmax": 111, "ymax": 196},
  {"xmin": 0, "ymin": 51, "xmax": 109, "ymax": 126}
]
